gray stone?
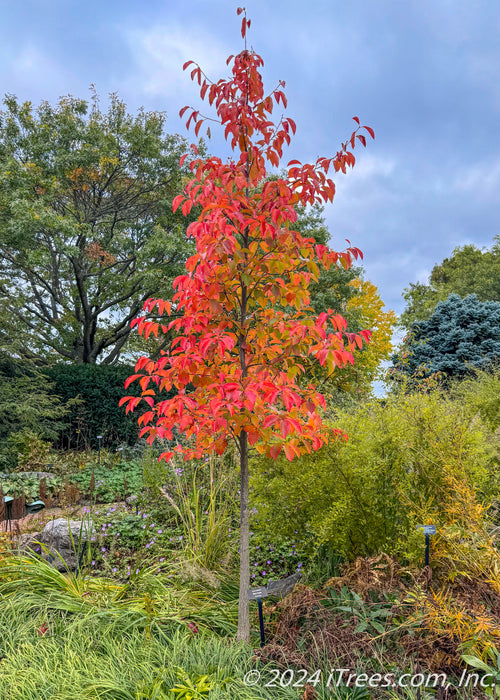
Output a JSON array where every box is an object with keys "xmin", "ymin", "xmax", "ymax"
[
  {"xmin": 17, "ymin": 532, "xmax": 42, "ymax": 555},
  {"xmin": 35, "ymin": 518, "xmax": 95, "ymax": 571}
]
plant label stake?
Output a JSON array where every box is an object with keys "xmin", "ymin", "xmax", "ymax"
[
  {"xmin": 97, "ymin": 435, "xmax": 102, "ymax": 468},
  {"xmin": 248, "ymin": 586, "xmax": 268, "ymax": 647},
  {"xmin": 2, "ymin": 496, "xmax": 13, "ymax": 531},
  {"xmin": 417, "ymin": 525, "xmax": 436, "ymax": 567}
]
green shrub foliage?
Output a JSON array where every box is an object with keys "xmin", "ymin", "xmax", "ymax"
[
  {"xmin": 45, "ymin": 364, "xmax": 175, "ymax": 450},
  {"xmin": 452, "ymin": 369, "xmax": 500, "ymax": 433},
  {"xmin": 251, "ymin": 383, "xmax": 498, "ymax": 560}
]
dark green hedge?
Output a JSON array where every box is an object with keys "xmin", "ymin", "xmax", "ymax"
[{"xmin": 44, "ymin": 364, "xmax": 175, "ymax": 450}]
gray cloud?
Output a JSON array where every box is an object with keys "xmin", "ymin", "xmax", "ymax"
[{"xmin": 0, "ymin": 0, "xmax": 498, "ymax": 326}]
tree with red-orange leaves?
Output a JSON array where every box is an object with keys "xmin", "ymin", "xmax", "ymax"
[{"xmin": 121, "ymin": 8, "xmax": 374, "ymax": 641}]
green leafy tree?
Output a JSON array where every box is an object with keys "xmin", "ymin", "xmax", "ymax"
[
  {"xmin": 0, "ymin": 92, "xmax": 193, "ymax": 364},
  {"xmin": 391, "ymin": 293, "xmax": 500, "ymax": 381},
  {"xmin": 401, "ymin": 237, "xmax": 500, "ymax": 329}
]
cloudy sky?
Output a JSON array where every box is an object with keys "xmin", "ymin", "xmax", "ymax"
[{"xmin": 1, "ymin": 0, "xmax": 499, "ymax": 321}]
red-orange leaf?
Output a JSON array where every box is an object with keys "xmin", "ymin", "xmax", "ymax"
[
  {"xmin": 247, "ymin": 430, "xmax": 260, "ymax": 445},
  {"xmin": 124, "ymin": 374, "xmax": 141, "ymax": 390},
  {"xmin": 172, "ymin": 195, "xmax": 184, "ymax": 213},
  {"xmin": 269, "ymin": 444, "xmax": 282, "ymax": 460}
]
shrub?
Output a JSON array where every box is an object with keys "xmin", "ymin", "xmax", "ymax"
[
  {"xmin": 6, "ymin": 429, "xmax": 52, "ymax": 472},
  {"xmin": 44, "ymin": 364, "xmax": 176, "ymax": 450},
  {"xmin": 452, "ymin": 368, "xmax": 500, "ymax": 433},
  {"xmin": 0, "ymin": 354, "xmax": 66, "ymax": 450},
  {"xmin": 251, "ymin": 386, "xmax": 498, "ymax": 562}
]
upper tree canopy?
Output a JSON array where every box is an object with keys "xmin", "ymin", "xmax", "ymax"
[
  {"xmin": 0, "ymin": 92, "xmax": 193, "ymax": 364},
  {"xmin": 400, "ymin": 236, "xmax": 500, "ymax": 329}
]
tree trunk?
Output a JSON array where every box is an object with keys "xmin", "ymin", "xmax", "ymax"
[
  {"xmin": 236, "ymin": 429, "xmax": 250, "ymax": 642},
  {"xmin": 237, "ymin": 74, "xmax": 251, "ymax": 642}
]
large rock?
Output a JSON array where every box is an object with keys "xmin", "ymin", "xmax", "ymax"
[
  {"xmin": 27, "ymin": 518, "xmax": 95, "ymax": 571},
  {"xmin": 17, "ymin": 532, "xmax": 41, "ymax": 554}
]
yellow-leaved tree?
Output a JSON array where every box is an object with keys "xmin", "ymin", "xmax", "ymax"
[{"xmin": 345, "ymin": 278, "xmax": 397, "ymax": 393}]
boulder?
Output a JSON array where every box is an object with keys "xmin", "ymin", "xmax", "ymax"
[
  {"xmin": 17, "ymin": 532, "xmax": 42, "ymax": 555},
  {"xmin": 33, "ymin": 518, "xmax": 95, "ymax": 571}
]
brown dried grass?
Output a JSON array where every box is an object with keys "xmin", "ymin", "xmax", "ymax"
[
  {"xmin": 258, "ymin": 557, "xmax": 500, "ymax": 679},
  {"xmin": 324, "ymin": 552, "xmax": 403, "ymax": 596},
  {"xmin": 256, "ymin": 585, "xmax": 373, "ymax": 671}
]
